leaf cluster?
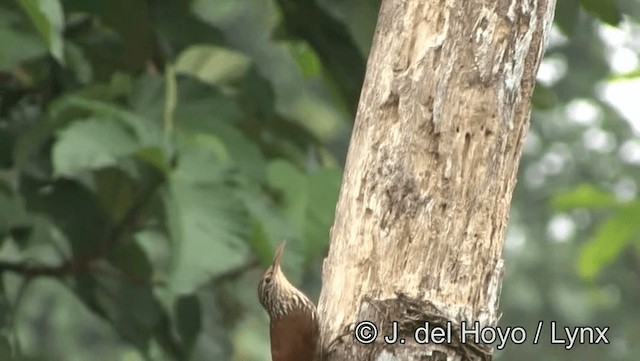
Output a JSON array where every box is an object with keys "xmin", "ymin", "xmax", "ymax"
[{"xmin": 0, "ymin": 1, "xmax": 351, "ymax": 360}]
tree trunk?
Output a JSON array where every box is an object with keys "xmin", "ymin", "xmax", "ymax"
[{"xmin": 318, "ymin": 0, "xmax": 555, "ymax": 360}]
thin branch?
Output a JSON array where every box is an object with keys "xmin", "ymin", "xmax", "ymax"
[
  {"xmin": 0, "ymin": 173, "xmax": 164, "ymax": 279},
  {"xmin": 0, "ymin": 258, "xmax": 80, "ymax": 278}
]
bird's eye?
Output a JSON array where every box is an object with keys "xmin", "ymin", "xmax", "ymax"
[{"xmin": 264, "ymin": 276, "xmax": 272, "ymax": 284}]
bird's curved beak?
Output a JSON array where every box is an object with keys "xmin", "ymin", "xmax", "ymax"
[{"xmin": 272, "ymin": 241, "xmax": 286, "ymax": 270}]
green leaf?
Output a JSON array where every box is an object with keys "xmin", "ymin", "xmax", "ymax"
[
  {"xmin": 304, "ymin": 167, "xmax": 341, "ymax": 255},
  {"xmin": 16, "ymin": 0, "xmax": 65, "ymax": 63},
  {"xmin": 330, "ymin": 0, "xmax": 380, "ymax": 57},
  {"xmin": 0, "ymin": 188, "xmax": 30, "ymax": 241},
  {"xmin": 174, "ymin": 78, "xmax": 266, "ymax": 181},
  {"xmin": 288, "ymin": 41, "xmax": 322, "ymax": 78},
  {"xmin": 135, "ymin": 146, "xmax": 172, "ymax": 174},
  {"xmin": 191, "ymin": 0, "xmax": 244, "ymax": 24},
  {"xmin": 175, "ymin": 45, "xmax": 251, "ymax": 86},
  {"xmin": 108, "ymin": 240, "xmax": 153, "ymax": 282},
  {"xmin": 164, "ymin": 165, "xmax": 250, "ymax": 294},
  {"xmin": 265, "ymin": 160, "xmax": 341, "ymax": 261},
  {"xmin": 239, "ymin": 186, "xmax": 297, "ymax": 265},
  {"xmin": 274, "ymin": 0, "xmax": 366, "ymax": 108},
  {"xmin": 13, "ymin": 118, "xmax": 56, "ymax": 171},
  {"xmin": 50, "ymin": 96, "xmax": 162, "ymax": 146},
  {"xmin": 64, "ymin": 0, "xmax": 154, "ymax": 72},
  {"xmin": 13, "ymin": 214, "xmax": 66, "ymax": 254},
  {"xmin": 174, "ymin": 294, "xmax": 201, "ymax": 351},
  {"xmin": 22, "ymin": 177, "xmax": 109, "ymax": 257},
  {"xmin": 151, "ymin": 0, "xmax": 225, "ymax": 58},
  {"xmin": 267, "ymin": 160, "xmax": 308, "ymax": 230},
  {"xmin": 171, "ymin": 143, "xmax": 228, "ymax": 184},
  {"xmin": 0, "ymin": 334, "xmax": 11, "ymax": 361},
  {"xmin": 79, "ymin": 271, "xmax": 161, "ymax": 351},
  {"xmin": 171, "ymin": 78, "xmax": 236, "ymax": 124},
  {"xmin": 0, "ymin": 27, "xmax": 46, "ymax": 70},
  {"xmin": 92, "ymin": 167, "xmax": 136, "ymax": 224},
  {"xmin": 609, "ymin": 69, "xmax": 640, "ymax": 81},
  {"xmin": 579, "ymin": 0, "xmax": 622, "ymax": 26},
  {"xmin": 52, "ymin": 117, "xmax": 139, "ymax": 177},
  {"xmin": 130, "ymin": 75, "xmax": 166, "ymax": 127},
  {"xmin": 187, "ymin": 290, "xmax": 232, "ymax": 359},
  {"xmin": 551, "ymin": 184, "xmax": 619, "ymax": 210},
  {"xmin": 135, "ymin": 228, "xmax": 172, "ymax": 282},
  {"xmin": 578, "ymin": 202, "xmax": 640, "ymax": 279},
  {"xmin": 65, "ymin": 41, "xmax": 93, "ymax": 84}
]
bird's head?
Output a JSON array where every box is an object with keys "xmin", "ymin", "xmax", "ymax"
[{"xmin": 258, "ymin": 242, "xmax": 293, "ymax": 311}]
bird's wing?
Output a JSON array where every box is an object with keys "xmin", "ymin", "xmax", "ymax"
[{"xmin": 270, "ymin": 309, "xmax": 319, "ymax": 361}]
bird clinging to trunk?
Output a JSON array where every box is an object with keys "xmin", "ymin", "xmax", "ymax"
[{"xmin": 258, "ymin": 242, "xmax": 320, "ymax": 361}]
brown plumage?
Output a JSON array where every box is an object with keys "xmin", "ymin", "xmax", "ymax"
[{"xmin": 258, "ymin": 242, "xmax": 320, "ymax": 361}]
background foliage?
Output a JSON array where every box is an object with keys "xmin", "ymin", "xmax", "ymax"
[{"xmin": 0, "ymin": 0, "xmax": 638, "ymax": 360}]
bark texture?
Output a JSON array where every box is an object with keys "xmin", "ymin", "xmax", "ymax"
[{"xmin": 318, "ymin": 0, "xmax": 555, "ymax": 360}]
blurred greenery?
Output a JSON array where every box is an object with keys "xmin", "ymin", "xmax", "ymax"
[{"xmin": 0, "ymin": 0, "xmax": 638, "ymax": 360}]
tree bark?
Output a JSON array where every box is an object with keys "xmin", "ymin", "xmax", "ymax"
[{"xmin": 318, "ymin": 0, "xmax": 555, "ymax": 360}]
